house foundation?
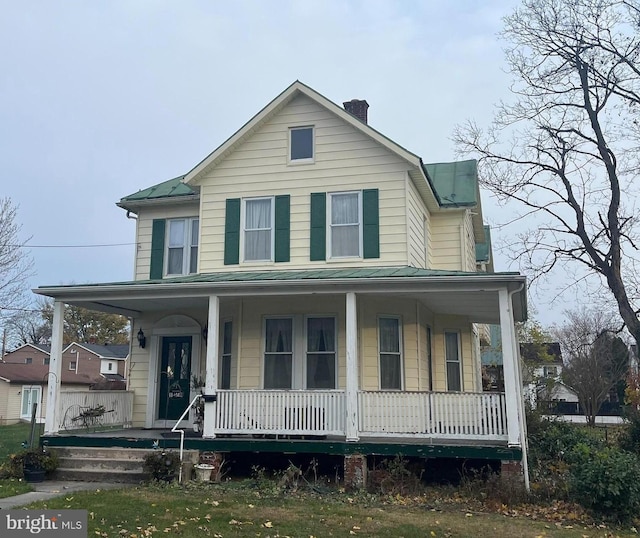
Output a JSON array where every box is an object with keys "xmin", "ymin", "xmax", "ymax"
[{"xmin": 344, "ymin": 454, "xmax": 367, "ymax": 490}]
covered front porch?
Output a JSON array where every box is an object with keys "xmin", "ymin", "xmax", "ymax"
[{"xmin": 35, "ymin": 267, "xmax": 527, "ymax": 461}]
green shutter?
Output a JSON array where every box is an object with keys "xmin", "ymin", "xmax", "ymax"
[
  {"xmin": 274, "ymin": 195, "xmax": 290, "ymax": 263},
  {"xmin": 224, "ymin": 198, "xmax": 241, "ymax": 265},
  {"xmin": 150, "ymin": 219, "xmax": 166, "ymax": 279},
  {"xmin": 310, "ymin": 193, "xmax": 326, "ymax": 261},
  {"xmin": 363, "ymin": 189, "xmax": 380, "ymax": 259}
]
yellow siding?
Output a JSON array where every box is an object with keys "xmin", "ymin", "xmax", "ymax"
[
  {"xmin": 406, "ymin": 175, "xmax": 429, "ymax": 269},
  {"xmin": 0, "ymin": 382, "xmax": 10, "ymax": 424},
  {"xmin": 134, "ymin": 202, "xmax": 200, "ymax": 281},
  {"xmin": 198, "ymin": 94, "xmax": 412, "ymax": 272},
  {"xmin": 463, "ymin": 209, "xmax": 476, "ymax": 272},
  {"xmin": 430, "ymin": 211, "xmax": 465, "ymax": 270}
]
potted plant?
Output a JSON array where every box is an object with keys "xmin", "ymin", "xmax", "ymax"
[
  {"xmin": 10, "ymin": 447, "xmax": 58, "ymax": 483},
  {"xmin": 143, "ymin": 450, "xmax": 181, "ymax": 482}
]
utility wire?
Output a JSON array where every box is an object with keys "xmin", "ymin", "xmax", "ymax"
[{"xmin": 0, "ymin": 243, "xmax": 135, "ymax": 249}]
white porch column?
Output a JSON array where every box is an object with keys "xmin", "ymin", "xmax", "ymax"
[
  {"xmin": 345, "ymin": 292, "xmax": 359, "ymax": 442},
  {"xmin": 44, "ymin": 301, "xmax": 64, "ymax": 434},
  {"xmin": 203, "ymin": 294, "xmax": 220, "ymax": 439},
  {"xmin": 498, "ymin": 288, "xmax": 523, "ymax": 447}
]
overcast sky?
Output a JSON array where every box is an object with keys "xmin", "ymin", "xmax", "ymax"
[{"xmin": 4, "ymin": 1, "xmax": 577, "ymax": 324}]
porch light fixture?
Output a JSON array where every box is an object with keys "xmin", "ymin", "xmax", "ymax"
[
  {"xmin": 202, "ymin": 325, "xmax": 208, "ymax": 343},
  {"xmin": 137, "ymin": 328, "xmax": 146, "ymax": 349}
]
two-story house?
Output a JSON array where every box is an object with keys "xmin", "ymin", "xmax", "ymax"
[{"xmin": 36, "ymin": 81, "xmax": 528, "ymax": 485}]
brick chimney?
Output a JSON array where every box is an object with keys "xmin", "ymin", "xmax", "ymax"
[{"xmin": 343, "ymin": 99, "xmax": 369, "ymax": 124}]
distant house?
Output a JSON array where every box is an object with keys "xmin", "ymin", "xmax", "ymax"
[
  {"xmin": 0, "ymin": 363, "xmax": 95, "ymax": 425},
  {"xmin": 3, "ymin": 342, "xmax": 128, "ymax": 383},
  {"xmin": 0, "ymin": 342, "xmax": 129, "ymax": 424}
]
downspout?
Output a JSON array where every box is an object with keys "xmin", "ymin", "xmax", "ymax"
[
  {"xmin": 416, "ymin": 301, "xmax": 421, "ymax": 391},
  {"xmin": 509, "ymin": 282, "xmax": 530, "ymax": 492}
]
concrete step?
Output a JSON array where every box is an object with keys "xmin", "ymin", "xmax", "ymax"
[
  {"xmin": 53, "ymin": 468, "xmax": 148, "ymax": 484},
  {"xmin": 48, "ymin": 447, "xmax": 199, "ymax": 483},
  {"xmin": 57, "ymin": 457, "xmax": 145, "ymax": 471}
]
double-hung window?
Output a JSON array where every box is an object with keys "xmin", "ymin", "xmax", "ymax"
[
  {"xmin": 379, "ymin": 317, "xmax": 402, "ymax": 390},
  {"xmin": 306, "ymin": 317, "xmax": 336, "ymax": 389},
  {"xmin": 329, "ymin": 191, "xmax": 361, "ymax": 258},
  {"xmin": 445, "ymin": 331, "xmax": 462, "ymax": 391},
  {"xmin": 244, "ymin": 197, "xmax": 273, "ymax": 262},
  {"xmin": 166, "ymin": 218, "xmax": 199, "ymax": 276},
  {"xmin": 264, "ymin": 318, "xmax": 293, "ymax": 389},
  {"xmin": 220, "ymin": 321, "xmax": 232, "ymax": 390},
  {"xmin": 290, "ymin": 126, "xmax": 314, "ymax": 162}
]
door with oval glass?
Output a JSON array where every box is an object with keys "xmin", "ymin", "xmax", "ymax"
[{"xmin": 158, "ymin": 336, "xmax": 192, "ymax": 422}]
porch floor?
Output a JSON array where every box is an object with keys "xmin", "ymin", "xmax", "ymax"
[{"xmin": 42, "ymin": 428, "xmax": 521, "ymax": 461}]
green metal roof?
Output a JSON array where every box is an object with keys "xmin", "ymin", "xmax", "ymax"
[
  {"xmin": 423, "ymin": 159, "xmax": 478, "ymax": 207},
  {"xmin": 476, "ymin": 225, "xmax": 491, "ymax": 263},
  {"xmin": 119, "ymin": 175, "xmax": 196, "ymax": 203},
  {"xmin": 40, "ymin": 266, "xmax": 520, "ymax": 290}
]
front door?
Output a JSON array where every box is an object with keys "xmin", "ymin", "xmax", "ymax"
[{"xmin": 158, "ymin": 336, "xmax": 192, "ymax": 421}]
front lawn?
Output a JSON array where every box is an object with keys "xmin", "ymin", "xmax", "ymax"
[
  {"xmin": 0, "ymin": 478, "xmax": 32, "ymax": 498},
  {"xmin": 0, "ymin": 422, "xmax": 36, "ymax": 460},
  {"xmin": 24, "ymin": 482, "xmax": 640, "ymax": 538}
]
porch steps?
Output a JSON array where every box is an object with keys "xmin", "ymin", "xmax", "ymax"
[{"xmin": 50, "ymin": 447, "xmax": 199, "ymax": 483}]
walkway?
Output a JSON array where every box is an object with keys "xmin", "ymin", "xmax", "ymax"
[{"xmin": 0, "ymin": 480, "xmax": 133, "ymax": 510}]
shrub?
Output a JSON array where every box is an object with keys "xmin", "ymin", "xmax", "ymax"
[
  {"xmin": 568, "ymin": 443, "xmax": 640, "ymax": 521},
  {"xmin": 6, "ymin": 448, "xmax": 58, "ymax": 478},
  {"xmin": 617, "ymin": 409, "xmax": 640, "ymax": 454},
  {"xmin": 143, "ymin": 451, "xmax": 181, "ymax": 482},
  {"xmin": 367, "ymin": 456, "xmax": 423, "ymax": 496}
]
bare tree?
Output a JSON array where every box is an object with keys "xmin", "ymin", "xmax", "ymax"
[
  {"xmin": 454, "ymin": 0, "xmax": 640, "ymax": 349},
  {"xmin": 0, "ymin": 198, "xmax": 33, "ymax": 326},
  {"xmin": 558, "ymin": 310, "xmax": 629, "ymax": 426},
  {"xmin": 4, "ymin": 304, "xmax": 51, "ymax": 348}
]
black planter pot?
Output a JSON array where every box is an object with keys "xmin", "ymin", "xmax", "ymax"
[{"xmin": 23, "ymin": 467, "xmax": 46, "ymax": 483}]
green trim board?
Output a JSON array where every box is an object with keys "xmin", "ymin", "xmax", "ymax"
[
  {"xmin": 224, "ymin": 198, "xmax": 241, "ymax": 265},
  {"xmin": 41, "ymin": 434, "xmax": 522, "ymax": 461},
  {"xmin": 274, "ymin": 195, "xmax": 291, "ymax": 263},
  {"xmin": 149, "ymin": 219, "xmax": 166, "ymax": 279},
  {"xmin": 310, "ymin": 193, "xmax": 326, "ymax": 261}
]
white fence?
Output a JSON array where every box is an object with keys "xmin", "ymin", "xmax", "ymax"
[
  {"xmin": 59, "ymin": 391, "xmax": 134, "ymax": 431},
  {"xmin": 358, "ymin": 391, "xmax": 507, "ymax": 440},
  {"xmin": 213, "ymin": 390, "xmax": 346, "ymax": 435},
  {"xmin": 211, "ymin": 389, "xmax": 507, "ymax": 441}
]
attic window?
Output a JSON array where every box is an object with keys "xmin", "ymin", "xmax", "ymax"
[{"xmin": 289, "ymin": 126, "xmax": 314, "ymax": 162}]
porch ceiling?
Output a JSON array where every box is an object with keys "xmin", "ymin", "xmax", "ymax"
[{"xmin": 35, "ymin": 267, "xmax": 527, "ymax": 324}]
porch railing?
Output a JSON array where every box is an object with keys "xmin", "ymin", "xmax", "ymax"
[
  {"xmin": 358, "ymin": 391, "xmax": 507, "ymax": 440},
  {"xmin": 213, "ymin": 389, "xmax": 346, "ymax": 435},
  {"xmin": 59, "ymin": 390, "xmax": 134, "ymax": 431},
  {"xmin": 210, "ymin": 389, "xmax": 507, "ymax": 441}
]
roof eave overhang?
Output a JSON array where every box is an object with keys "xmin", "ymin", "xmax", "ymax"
[
  {"xmin": 35, "ymin": 273, "xmax": 527, "ymax": 321},
  {"xmin": 117, "ymin": 194, "xmax": 200, "ymax": 214}
]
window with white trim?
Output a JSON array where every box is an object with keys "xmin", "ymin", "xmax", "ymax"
[
  {"xmin": 220, "ymin": 321, "xmax": 232, "ymax": 390},
  {"xmin": 243, "ymin": 197, "xmax": 273, "ymax": 261},
  {"xmin": 289, "ymin": 126, "xmax": 314, "ymax": 162},
  {"xmin": 264, "ymin": 318, "xmax": 293, "ymax": 389},
  {"xmin": 69, "ymin": 361, "xmax": 77, "ymax": 371},
  {"xmin": 306, "ymin": 317, "xmax": 336, "ymax": 389},
  {"xmin": 445, "ymin": 331, "xmax": 462, "ymax": 391},
  {"xmin": 166, "ymin": 218, "xmax": 199, "ymax": 275},
  {"xmin": 329, "ymin": 191, "xmax": 361, "ymax": 258},
  {"xmin": 379, "ymin": 317, "xmax": 402, "ymax": 390}
]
